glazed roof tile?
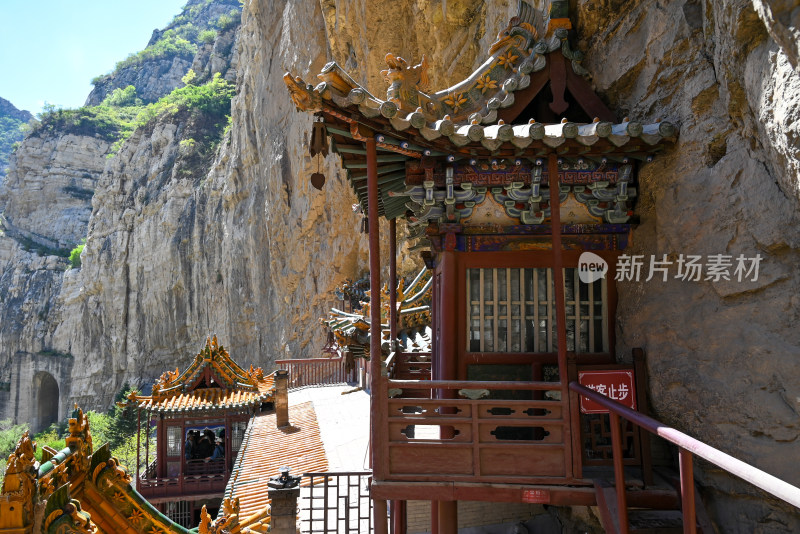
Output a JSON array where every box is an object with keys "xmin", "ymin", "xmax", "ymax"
[
  {"xmin": 224, "ymin": 401, "xmax": 329, "ymax": 523},
  {"xmin": 127, "ymin": 336, "xmax": 275, "ymax": 413},
  {"xmin": 284, "ymin": 13, "xmax": 677, "ymax": 221}
]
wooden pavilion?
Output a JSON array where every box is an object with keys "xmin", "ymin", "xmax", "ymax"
[
  {"xmin": 285, "ymin": 3, "xmax": 676, "ymax": 532},
  {"xmin": 124, "ymin": 336, "xmax": 276, "ymax": 527}
]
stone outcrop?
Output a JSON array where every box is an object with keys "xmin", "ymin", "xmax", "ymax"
[
  {"xmin": 0, "ymin": 0, "xmax": 798, "ymax": 529},
  {"xmin": 0, "ymin": 97, "xmax": 33, "ymax": 123},
  {"xmin": 0, "ymin": 133, "xmax": 110, "ymax": 248},
  {"xmin": 0, "ymin": 97, "xmax": 32, "ymax": 183}
]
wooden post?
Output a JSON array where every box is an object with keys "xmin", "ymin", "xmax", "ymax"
[
  {"xmin": 437, "ymin": 500, "xmax": 457, "ymax": 534},
  {"xmin": 566, "ymin": 352, "xmax": 582, "ymax": 479},
  {"xmin": 145, "ymin": 411, "xmax": 150, "ymax": 478},
  {"xmin": 610, "ymin": 412, "xmax": 629, "ymax": 533},
  {"xmin": 548, "ymin": 152, "xmax": 573, "ymax": 479},
  {"xmin": 390, "ymin": 218, "xmax": 398, "ymax": 351},
  {"xmin": 431, "ymin": 501, "xmax": 439, "ymax": 534},
  {"xmin": 136, "ymin": 407, "xmax": 141, "ymax": 489},
  {"xmin": 374, "ymin": 498, "xmax": 389, "ymax": 534},
  {"xmin": 679, "ymin": 449, "xmax": 697, "ymax": 534},
  {"xmin": 633, "ymin": 348, "xmax": 654, "ymax": 486},
  {"xmin": 391, "ymin": 500, "xmax": 406, "ymax": 534},
  {"xmin": 367, "ymin": 136, "xmax": 387, "ymax": 484}
]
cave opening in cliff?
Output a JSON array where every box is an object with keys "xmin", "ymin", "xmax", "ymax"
[{"xmin": 35, "ymin": 371, "xmax": 59, "ymax": 433}]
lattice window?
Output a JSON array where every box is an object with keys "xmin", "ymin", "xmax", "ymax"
[
  {"xmin": 166, "ymin": 426, "xmax": 181, "ymax": 457},
  {"xmin": 165, "ymin": 500, "xmax": 192, "ymax": 528},
  {"xmin": 231, "ymin": 421, "xmax": 247, "ymax": 452},
  {"xmin": 466, "ymin": 268, "xmax": 608, "ymax": 353}
]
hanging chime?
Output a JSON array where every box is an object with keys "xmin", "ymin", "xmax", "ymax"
[{"xmin": 309, "ymin": 114, "xmax": 328, "ymax": 190}]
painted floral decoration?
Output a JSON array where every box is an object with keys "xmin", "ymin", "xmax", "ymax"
[
  {"xmin": 444, "ymin": 92, "xmax": 468, "ymax": 113},
  {"xmin": 476, "ymin": 74, "xmax": 497, "ymax": 93},
  {"xmin": 497, "ymin": 51, "xmax": 519, "ymax": 69}
]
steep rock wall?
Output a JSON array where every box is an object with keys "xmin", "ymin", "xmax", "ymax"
[{"xmin": 574, "ymin": 0, "xmax": 800, "ymax": 530}]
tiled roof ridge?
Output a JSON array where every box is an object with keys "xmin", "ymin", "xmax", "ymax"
[
  {"xmin": 285, "ymin": 16, "xmax": 677, "ymax": 139},
  {"xmin": 125, "ymin": 336, "xmax": 276, "ymax": 412}
]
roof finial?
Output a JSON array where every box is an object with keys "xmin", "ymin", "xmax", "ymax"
[{"xmin": 546, "ymin": 0, "xmax": 572, "ymax": 36}]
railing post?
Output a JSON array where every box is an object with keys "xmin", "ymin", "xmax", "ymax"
[
  {"xmin": 610, "ymin": 412, "xmax": 629, "ymax": 533},
  {"xmin": 679, "ymin": 448, "xmax": 697, "ymax": 534}
]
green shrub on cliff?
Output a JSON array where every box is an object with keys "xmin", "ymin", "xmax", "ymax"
[
  {"xmin": 114, "ymin": 34, "xmax": 197, "ymax": 72},
  {"xmin": 69, "ymin": 240, "xmax": 85, "ymax": 269},
  {"xmin": 132, "ymin": 72, "xmax": 234, "ymax": 128},
  {"xmin": 0, "ymin": 116, "xmax": 28, "ymax": 172}
]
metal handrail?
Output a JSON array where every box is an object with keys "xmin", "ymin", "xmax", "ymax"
[{"xmin": 570, "ymin": 381, "xmax": 800, "ymax": 533}]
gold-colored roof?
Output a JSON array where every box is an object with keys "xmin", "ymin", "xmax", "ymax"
[{"xmin": 128, "ymin": 336, "xmax": 275, "ymax": 413}]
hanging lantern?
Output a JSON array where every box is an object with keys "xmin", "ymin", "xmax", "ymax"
[
  {"xmin": 309, "ymin": 115, "xmax": 329, "ymax": 158},
  {"xmin": 309, "ymin": 114, "xmax": 328, "ymax": 190}
]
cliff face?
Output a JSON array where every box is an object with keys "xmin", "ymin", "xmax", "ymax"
[
  {"xmin": 573, "ymin": 0, "xmax": 800, "ymax": 528},
  {"xmin": 0, "ymin": 0, "xmax": 798, "ymax": 528},
  {"xmin": 0, "ymin": 0, "xmax": 243, "ymax": 418}
]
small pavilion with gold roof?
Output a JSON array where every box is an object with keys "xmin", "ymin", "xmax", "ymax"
[{"xmin": 125, "ymin": 336, "xmax": 276, "ymax": 527}]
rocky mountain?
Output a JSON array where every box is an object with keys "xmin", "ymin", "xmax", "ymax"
[
  {"xmin": 0, "ymin": 0, "xmax": 243, "ymax": 424},
  {"xmin": 0, "ymin": 97, "xmax": 32, "ymax": 182},
  {"xmin": 86, "ymin": 0, "xmax": 241, "ymax": 105},
  {"xmin": 0, "ymin": 0, "xmax": 798, "ymax": 530}
]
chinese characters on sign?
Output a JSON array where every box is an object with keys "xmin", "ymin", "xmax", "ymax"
[
  {"xmin": 615, "ymin": 254, "xmax": 762, "ymax": 283},
  {"xmin": 578, "ymin": 370, "xmax": 637, "ymax": 414},
  {"xmin": 521, "ymin": 488, "xmax": 550, "ymax": 504}
]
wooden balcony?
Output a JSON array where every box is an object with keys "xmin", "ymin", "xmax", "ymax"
[
  {"xmin": 382, "ymin": 379, "xmax": 573, "ymax": 486},
  {"xmin": 138, "ymin": 460, "xmax": 228, "ymax": 501}
]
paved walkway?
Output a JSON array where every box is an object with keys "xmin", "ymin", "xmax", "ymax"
[{"xmin": 289, "ymin": 384, "xmax": 371, "ymax": 472}]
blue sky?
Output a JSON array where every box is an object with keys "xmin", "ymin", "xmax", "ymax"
[{"xmin": 0, "ymin": 0, "xmax": 187, "ymax": 115}]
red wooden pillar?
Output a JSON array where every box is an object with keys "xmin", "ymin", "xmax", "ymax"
[
  {"xmin": 389, "ymin": 218, "xmax": 398, "ymax": 351},
  {"xmin": 135, "ymin": 407, "xmax": 141, "ymax": 488},
  {"xmin": 390, "ymin": 499, "xmax": 406, "ymax": 533},
  {"xmin": 436, "ymin": 249, "xmax": 458, "ymax": 533},
  {"xmin": 437, "ymin": 500, "xmax": 457, "ymax": 534},
  {"xmin": 431, "ymin": 501, "xmax": 439, "ymax": 534},
  {"xmin": 145, "ymin": 411, "xmax": 150, "ymax": 477},
  {"xmin": 367, "ymin": 135, "xmax": 389, "ymax": 534},
  {"xmin": 548, "ymin": 152, "xmax": 574, "ymax": 479}
]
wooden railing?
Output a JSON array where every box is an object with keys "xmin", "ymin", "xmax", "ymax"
[
  {"xmin": 138, "ymin": 472, "xmax": 228, "ymax": 499},
  {"xmin": 387, "ymin": 352, "xmax": 431, "ymax": 381},
  {"xmin": 383, "ymin": 379, "xmax": 569, "ymax": 484},
  {"xmin": 570, "ymin": 382, "xmax": 800, "ymax": 533},
  {"xmin": 303, "ymin": 471, "xmax": 373, "ymax": 533},
  {"xmin": 276, "ymin": 355, "xmax": 358, "ymax": 389}
]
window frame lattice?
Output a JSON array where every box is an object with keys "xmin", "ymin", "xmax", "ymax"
[
  {"xmin": 466, "ymin": 267, "xmax": 608, "ymax": 354},
  {"xmin": 166, "ymin": 426, "xmax": 181, "ymax": 457}
]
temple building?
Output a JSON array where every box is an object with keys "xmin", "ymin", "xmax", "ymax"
[
  {"xmin": 3, "ymin": 2, "xmax": 800, "ymax": 534},
  {"xmin": 123, "ymin": 336, "xmax": 276, "ymax": 526},
  {"xmin": 283, "ymin": 1, "xmax": 695, "ymax": 531}
]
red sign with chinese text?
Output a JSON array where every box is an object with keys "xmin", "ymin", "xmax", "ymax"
[
  {"xmin": 521, "ymin": 488, "xmax": 550, "ymax": 503},
  {"xmin": 578, "ymin": 370, "xmax": 637, "ymax": 414}
]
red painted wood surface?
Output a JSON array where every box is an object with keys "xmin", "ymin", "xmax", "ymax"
[
  {"xmin": 275, "ymin": 356, "xmax": 357, "ymax": 388},
  {"xmin": 571, "ymin": 381, "xmax": 800, "ymax": 531},
  {"xmin": 577, "ymin": 369, "xmax": 636, "ymax": 414}
]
